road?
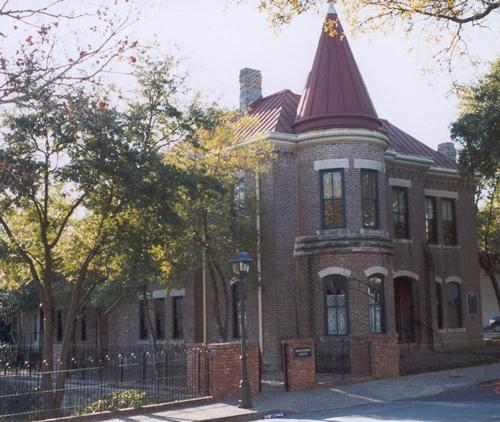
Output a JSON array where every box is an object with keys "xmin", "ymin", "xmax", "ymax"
[{"xmin": 259, "ymin": 382, "xmax": 500, "ymax": 422}]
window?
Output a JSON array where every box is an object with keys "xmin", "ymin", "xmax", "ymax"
[
  {"xmin": 361, "ymin": 170, "xmax": 378, "ymax": 228},
  {"xmin": 33, "ymin": 314, "xmax": 38, "ymax": 341},
  {"xmin": 154, "ymin": 298, "xmax": 165, "ymax": 340},
  {"xmin": 436, "ymin": 282, "xmax": 444, "ymax": 329},
  {"xmin": 234, "ymin": 178, "xmax": 245, "ymax": 212},
  {"xmin": 447, "ymin": 282, "xmax": 463, "ymax": 328},
  {"xmin": 324, "ymin": 276, "xmax": 348, "ymax": 335},
  {"xmin": 173, "ymin": 297, "xmax": 183, "ymax": 339},
  {"xmin": 139, "ymin": 299, "xmax": 165, "ymax": 341},
  {"xmin": 80, "ymin": 310, "xmax": 87, "ymax": 341},
  {"xmin": 442, "ymin": 199, "xmax": 457, "ymax": 245},
  {"xmin": 56, "ymin": 310, "xmax": 63, "ymax": 342},
  {"xmin": 232, "ymin": 282, "xmax": 242, "ymax": 338},
  {"xmin": 320, "ymin": 170, "xmax": 345, "ymax": 228},
  {"xmin": 467, "ymin": 291, "xmax": 478, "ymax": 315},
  {"xmin": 139, "ymin": 301, "xmax": 148, "ymax": 340},
  {"xmin": 368, "ymin": 275, "xmax": 385, "ymax": 333},
  {"xmin": 393, "ymin": 187, "xmax": 409, "ymax": 238},
  {"xmin": 425, "ymin": 197, "xmax": 438, "ymax": 243}
]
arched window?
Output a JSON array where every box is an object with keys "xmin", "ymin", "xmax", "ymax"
[
  {"xmin": 447, "ymin": 282, "xmax": 463, "ymax": 328},
  {"xmin": 324, "ymin": 276, "xmax": 348, "ymax": 335},
  {"xmin": 368, "ymin": 275, "xmax": 385, "ymax": 333},
  {"xmin": 436, "ymin": 282, "xmax": 444, "ymax": 329},
  {"xmin": 467, "ymin": 291, "xmax": 478, "ymax": 315}
]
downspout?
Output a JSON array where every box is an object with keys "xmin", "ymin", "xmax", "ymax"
[
  {"xmin": 202, "ymin": 235, "xmax": 207, "ymax": 344},
  {"xmin": 256, "ymin": 173, "xmax": 263, "ymax": 353}
]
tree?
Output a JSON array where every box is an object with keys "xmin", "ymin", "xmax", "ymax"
[
  {"xmin": 242, "ymin": 0, "xmax": 499, "ymax": 71},
  {"xmin": 451, "ymin": 59, "xmax": 500, "ymax": 309},
  {"xmin": 0, "ymin": 0, "xmax": 138, "ymax": 105},
  {"xmin": 0, "ymin": 57, "xmax": 216, "ymax": 416},
  {"xmin": 168, "ymin": 112, "xmax": 272, "ymax": 341}
]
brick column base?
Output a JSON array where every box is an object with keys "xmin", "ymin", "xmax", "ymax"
[
  {"xmin": 208, "ymin": 342, "xmax": 260, "ymax": 400},
  {"xmin": 281, "ymin": 338, "xmax": 316, "ymax": 391},
  {"xmin": 371, "ymin": 334, "xmax": 400, "ymax": 379}
]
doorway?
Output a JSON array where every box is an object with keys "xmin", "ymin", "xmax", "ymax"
[{"xmin": 394, "ymin": 277, "xmax": 415, "ymax": 343}]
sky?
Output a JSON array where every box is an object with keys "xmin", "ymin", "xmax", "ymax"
[
  {"xmin": 3, "ymin": 1, "xmax": 498, "ymax": 150},
  {"xmin": 133, "ymin": 0, "xmax": 498, "ymax": 150}
]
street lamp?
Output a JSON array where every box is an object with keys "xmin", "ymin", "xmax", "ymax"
[{"xmin": 229, "ymin": 251, "xmax": 253, "ymax": 409}]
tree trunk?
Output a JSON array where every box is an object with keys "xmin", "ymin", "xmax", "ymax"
[
  {"xmin": 487, "ymin": 270, "xmax": 500, "ymax": 311},
  {"xmin": 40, "ymin": 298, "xmax": 55, "ymax": 418},
  {"xmin": 207, "ymin": 261, "xmax": 228, "ymax": 342}
]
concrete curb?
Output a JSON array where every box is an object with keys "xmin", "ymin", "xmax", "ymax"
[{"xmin": 41, "ymin": 396, "xmax": 215, "ymax": 422}]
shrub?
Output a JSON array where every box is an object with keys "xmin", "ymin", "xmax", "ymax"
[{"xmin": 82, "ymin": 390, "xmax": 147, "ymax": 414}]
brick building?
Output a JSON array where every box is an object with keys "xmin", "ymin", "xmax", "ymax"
[{"xmin": 21, "ymin": 5, "xmax": 483, "ymax": 375}]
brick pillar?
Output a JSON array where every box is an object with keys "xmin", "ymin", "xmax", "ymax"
[
  {"xmin": 371, "ymin": 334, "xmax": 400, "ymax": 379},
  {"xmin": 186, "ymin": 343, "xmax": 209, "ymax": 395},
  {"xmin": 207, "ymin": 342, "xmax": 260, "ymax": 400},
  {"xmin": 349, "ymin": 337, "xmax": 371, "ymax": 378},
  {"xmin": 281, "ymin": 339, "xmax": 316, "ymax": 391}
]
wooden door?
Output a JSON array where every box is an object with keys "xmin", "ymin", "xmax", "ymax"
[{"xmin": 394, "ymin": 278, "xmax": 415, "ymax": 343}]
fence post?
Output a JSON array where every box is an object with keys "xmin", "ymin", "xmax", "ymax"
[
  {"xmin": 155, "ymin": 351, "xmax": 160, "ymax": 404},
  {"xmin": 99, "ymin": 365, "xmax": 103, "ymax": 402},
  {"xmin": 120, "ymin": 355, "xmax": 124, "ymax": 383},
  {"xmin": 142, "ymin": 352, "xmax": 146, "ymax": 385}
]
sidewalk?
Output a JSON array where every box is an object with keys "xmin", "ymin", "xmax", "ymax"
[{"xmin": 107, "ymin": 363, "xmax": 500, "ymax": 421}]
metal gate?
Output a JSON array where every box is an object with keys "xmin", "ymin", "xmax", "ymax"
[{"xmin": 315, "ymin": 338, "xmax": 371, "ymax": 384}]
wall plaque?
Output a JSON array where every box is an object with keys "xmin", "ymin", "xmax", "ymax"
[{"xmin": 293, "ymin": 346, "xmax": 312, "ymax": 358}]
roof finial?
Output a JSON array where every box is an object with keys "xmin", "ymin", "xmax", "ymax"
[{"xmin": 327, "ymin": 0, "xmax": 337, "ymax": 14}]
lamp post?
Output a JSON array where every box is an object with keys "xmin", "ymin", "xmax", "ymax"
[{"xmin": 230, "ymin": 251, "xmax": 253, "ymax": 409}]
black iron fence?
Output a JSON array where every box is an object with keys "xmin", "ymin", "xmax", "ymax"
[
  {"xmin": 315, "ymin": 338, "xmax": 372, "ymax": 384},
  {"xmin": 0, "ymin": 343, "xmax": 209, "ymax": 421}
]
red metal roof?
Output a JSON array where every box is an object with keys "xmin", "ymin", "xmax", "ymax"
[
  {"xmin": 236, "ymin": 7, "xmax": 455, "ymax": 170},
  {"xmin": 236, "ymin": 89, "xmax": 300, "ymax": 139},
  {"xmin": 240, "ymin": 93, "xmax": 455, "ymax": 169},
  {"xmin": 381, "ymin": 120, "xmax": 457, "ymax": 169},
  {"xmin": 293, "ymin": 9, "xmax": 381, "ymax": 133}
]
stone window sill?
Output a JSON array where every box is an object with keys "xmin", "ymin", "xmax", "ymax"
[
  {"xmin": 394, "ymin": 238, "xmax": 413, "ymax": 244},
  {"xmin": 428, "ymin": 244, "xmax": 461, "ymax": 250},
  {"xmin": 438, "ymin": 328, "xmax": 466, "ymax": 333}
]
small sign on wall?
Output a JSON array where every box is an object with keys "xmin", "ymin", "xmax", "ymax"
[{"xmin": 293, "ymin": 346, "xmax": 312, "ymax": 359}]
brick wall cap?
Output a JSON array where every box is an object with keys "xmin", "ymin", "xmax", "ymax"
[
  {"xmin": 207, "ymin": 342, "xmax": 259, "ymax": 350},
  {"xmin": 281, "ymin": 338, "xmax": 315, "ymax": 345}
]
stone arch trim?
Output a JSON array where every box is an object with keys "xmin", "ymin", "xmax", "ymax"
[
  {"xmin": 393, "ymin": 270, "xmax": 419, "ymax": 281},
  {"xmin": 318, "ymin": 267, "xmax": 351, "ymax": 279},
  {"xmin": 364, "ymin": 266, "xmax": 389, "ymax": 278},
  {"xmin": 445, "ymin": 276, "xmax": 462, "ymax": 284},
  {"xmin": 435, "ymin": 277, "xmax": 443, "ymax": 284}
]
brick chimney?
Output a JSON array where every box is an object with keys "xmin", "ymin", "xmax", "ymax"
[
  {"xmin": 437, "ymin": 142, "xmax": 457, "ymax": 163},
  {"xmin": 239, "ymin": 68, "xmax": 262, "ymax": 110}
]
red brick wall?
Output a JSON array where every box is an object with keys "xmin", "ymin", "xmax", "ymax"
[
  {"xmin": 282, "ymin": 339, "xmax": 316, "ymax": 391},
  {"xmin": 371, "ymin": 334, "xmax": 400, "ymax": 379},
  {"xmin": 97, "ymin": 130, "xmax": 484, "ymax": 372},
  {"xmin": 207, "ymin": 342, "xmax": 260, "ymax": 400}
]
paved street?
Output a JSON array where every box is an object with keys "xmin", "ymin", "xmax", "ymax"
[
  {"xmin": 259, "ymin": 383, "xmax": 500, "ymax": 422},
  {"xmin": 107, "ymin": 364, "xmax": 500, "ymax": 422}
]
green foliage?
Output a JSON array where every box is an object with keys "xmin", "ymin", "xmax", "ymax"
[
  {"xmin": 451, "ymin": 59, "xmax": 500, "ymax": 307},
  {"xmin": 81, "ymin": 390, "xmax": 147, "ymax": 414},
  {"xmin": 0, "ymin": 283, "xmax": 38, "ymax": 325},
  {"xmin": 451, "ymin": 59, "xmax": 500, "ymax": 180},
  {"xmin": 0, "ymin": 55, "xmax": 225, "ymax": 411}
]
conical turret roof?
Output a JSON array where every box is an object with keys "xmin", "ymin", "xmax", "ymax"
[{"xmin": 293, "ymin": 5, "xmax": 381, "ymax": 133}]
